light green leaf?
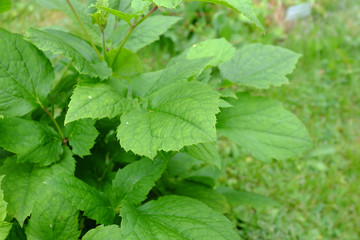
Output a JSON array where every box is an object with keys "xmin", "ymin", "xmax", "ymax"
[
  {"xmin": 0, "ymin": 118, "xmax": 63, "ymax": 166},
  {"xmin": 65, "ymin": 82, "xmax": 130, "ymax": 124},
  {"xmin": 217, "ymin": 93, "xmax": 313, "ymax": 161},
  {"xmin": 184, "ymin": 142, "xmax": 221, "ymax": 169},
  {"xmin": 184, "ymin": 0, "xmax": 263, "ymax": 29},
  {"xmin": 219, "ymin": 44, "xmax": 301, "ymax": 89},
  {"xmin": 113, "ymin": 15, "xmax": 181, "ymax": 52},
  {"xmin": 0, "ymin": 0, "xmax": 11, "ymax": 13},
  {"xmin": 96, "ymin": 6, "xmax": 136, "ymax": 24},
  {"xmin": 0, "ymin": 28, "xmax": 54, "ymax": 117},
  {"xmin": 130, "ymin": 0, "xmax": 151, "ymax": 13},
  {"xmin": 112, "ymin": 157, "xmax": 167, "ymax": 207},
  {"xmin": 120, "ymin": 195, "xmax": 241, "ymax": 239},
  {"xmin": 45, "ymin": 176, "xmax": 115, "ymax": 224},
  {"xmin": 34, "ymin": 0, "xmax": 100, "ymax": 43},
  {"xmin": 65, "ymin": 119, "xmax": 99, "ymax": 157},
  {"xmin": 25, "ymin": 193, "xmax": 80, "ymax": 240},
  {"xmin": 186, "ymin": 38, "xmax": 235, "ymax": 67},
  {"xmin": 82, "ymin": 225, "xmax": 122, "ymax": 240},
  {"xmin": 26, "ymin": 28, "xmax": 111, "ymax": 80},
  {"xmin": 219, "ymin": 99, "xmax": 233, "ymax": 108},
  {"xmin": 0, "ymin": 149, "xmax": 75, "ymax": 225},
  {"xmin": 174, "ymin": 181, "xmax": 230, "ymax": 213},
  {"xmin": 0, "ymin": 175, "xmax": 7, "ymax": 221},
  {"xmin": 108, "ymin": 48, "xmax": 143, "ymax": 78},
  {"xmin": 0, "ymin": 222, "xmax": 12, "ymax": 240},
  {"xmin": 117, "ymin": 82, "xmax": 219, "ymax": 159},
  {"xmin": 153, "ymin": 0, "xmax": 182, "ymax": 8},
  {"xmin": 217, "ymin": 187, "xmax": 280, "ymax": 208}
]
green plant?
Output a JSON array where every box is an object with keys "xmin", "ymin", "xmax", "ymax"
[{"xmin": 0, "ymin": 0, "xmax": 312, "ymax": 239}]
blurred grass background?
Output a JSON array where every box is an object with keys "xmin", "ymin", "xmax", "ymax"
[{"xmin": 1, "ymin": 0, "xmax": 359, "ymax": 239}]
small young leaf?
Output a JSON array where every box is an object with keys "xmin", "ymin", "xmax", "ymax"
[
  {"xmin": 174, "ymin": 181, "xmax": 230, "ymax": 213},
  {"xmin": 0, "ymin": 28, "xmax": 54, "ymax": 117},
  {"xmin": 217, "ymin": 93, "xmax": 313, "ymax": 161},
  {"xmin": 0, "ymin": 221, "xmax": 12, "ymax": 240},
  {"xmin": 112, "ymin": 15, "xmax": 182, "ymax": 52},
  {"xmin": 25, "ymin": 193, "xmax": 80, "ymax": 240},
  {"xmin": 219, "ymin": 44, "xmax": 301, "ymax": 89},
  {"xmin": 107, "ymin": 48, "xmax": 143, "ymax": 78},
  {"xmin": 184, "ymin": 142, "xmax": 222, "ymax": 169},
  {"xmin": 0, "ymin": 118, "xmax": 63, "ymax": 166},
  {"xmin": 0, "ymin": 149, "xmax": 75, "ymax": 225},
  {"xmin": 95, "ymin": 6, "xmax": 136, "ymax": 24},
  {"xmin": 217, "ymin": 187, "xmax": 280, "ymax": 208},
  {"xmin": 112, "ymin": 156, "xmax": 167, "ymax": 207},
  {"xmin": 0, "ymin": 0, "xmax": 11, "ymax": 13},
  {"xmin": 0, "ymin": 175, "xmax": 7, "ymax": 221},
  {"xmin": 153, "ymin": 0, "xmax": 182, "ymax": 8},
  {"xmin": 82, "ymin": 225, "xmax": 123, "ymax": 240},
  {"xmin": 26, "ymin": 28, "xmax": 112, "ymax": 80},
  {"xmin": 120, "ymin": 195, "xmax": 241, "ymax": 239},
  {"xmin": 45, "ymin": 176, "xmax": 115, "ymax": 225},
  {"xmin": 117, "ymin": 82, "xmax": 219, "ymax": 159},
  {"xmin": 184, "ymin": 0, "xmax": 263, "ymax": 29},
  {"xmin": 65, "ymin": 119, "xmax": 99, "ymax": 157},
  {"xmin": 65, "ymin": 82, "xmax": 130, "ymax": 124}
]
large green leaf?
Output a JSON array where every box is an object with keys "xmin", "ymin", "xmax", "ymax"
[
  {"xmin": 65, "ymin": 119, "xmax": 99, "ymax": 157},
  {"xmin": 82, "ymin": 225, "xmax": 122, "ymax": 240},
  {"xmin": 0, "ymin": 149, "xmax": 75, "ymax": 225},
  {"xmin": 0, "ymin": 222, "xmax": 12, "ymax": 240},
  {"xmin": 174, "ymin": 181, "xmax": 230, "ymax": 213},
  {"xmin": 65, "ymin": 81, "xmax": 130, "ymax": 124},
  {"xmin": 112, "ymin": 15, "xmax": 181, "ymax": 52},
  {"xmin": 120, "ymin": 195, "xmax": 241, "ymax": 239},
  {"xmin": 107, "ymin": 48, "xmax": 143, "ymax": 78},
  {"xmin": 217, "ymin": 187, "xmax": 280, "ymax": 208},
  {"xmin": 112, "ymin": 157, "xmax": 166, "ymax": 207},
  {"xmin": 184, "ymin": 142, "xmax": 222, "ymax": 169},
  {"xmin": 45, "ymin": 176, "xmax": 115, "ymax": 224},
  {"xmin": 217, "ymin": 93, "xmax": 313, "ymax": 161},
  {"xmin": 26, "ymin": 28, "xmax": 111, "ymax": 80},
  {"xmin": 117, "ymin": 82, "xmax": 219, "ymax": 158},
  {"xmin": 34, "ymin": 0, "xmax": 100, "ymax": 43},
  {"xmin": 25, "ymin": 193, "xmax": 80, "ymax": 240},
  {"xmin": 153, "ymin": 0, "xmax": 182, "ymax": 8},
  {"xmin": 0, "ymin": 0, "xmax": 11, "ymax": 13},
  {"xmin": 0, "ymin": 175, "xmax": 7, "ymax": 221},
  {"xmin": 219, "ymin": 44, "xmax": 301, "ymax": 89},
  {"xmin": 0, "ymin": 28, "xmax": 54, "ymax": 117},
  {"xmin": 0, "ymin": 118, "xmax": 63, "ymax": 166},
  {"xmin": 185, "ymin": 0, "xmax": 262, "ymax": 29}
]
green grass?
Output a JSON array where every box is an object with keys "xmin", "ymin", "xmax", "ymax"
[{"xmin": 1, "ymin": 1, "xmax": 359, "ymax": 239}]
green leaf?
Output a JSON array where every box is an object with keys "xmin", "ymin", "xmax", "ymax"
[
  {"xmin": 65, "ymin": 119, "xmax": 99, "ymax": 157},
  {"xmin": 25, "ymin": 28, "xmax": 111, "ymax": 80},
  {"xmin": 82, "ymin": 225, "xmax": 122, "ymax": 240},
  {"xmin": 65, "ymin": 82, "xmax": 130, "ymax": 124},
  {"xmin": 184, "ymin": 142, "xmax": 222, "ymax": 169},
  {"xmin": 107, "ymin": 48, "xmax": 143, "ymax": 78},
  {"xmin": 0, "ymin": 0, "xmax": 11, "ymax": 13},
  {"xmin": 113, "ymin": 15, "xmax": 182, "ymax": 52},
  {"xmin": 0, "ymin": 149, "xmax": 75, "ymax": 225},
  {"xmin": 25, "ymin": 193, "xmax": 80, "ymax": 240},
  {"xmin": 95, "ymin": 6, "xmax": 136, "ymax": 24},
  {"xmin": 153, "ymin": 0, "xmax": 182, "ymax": 8},
  {"xmin": 174, "ymin": 181, "xmax": 230, "ymax": 213},
  {"xmin": 34, "ymin": 0, "xmax": 100, "ymax": 43},
  {"xmin": 45, "ymin": 176, "xmax": 115, "ymax": 224},
  {"xmin": 217, "ymin": 93, "xmax": 313, "ymax": 161},
  {"xmin": 185, "ymin": 0, "xmax": 263, "ymax": 29},
  {"xmin": 112, "ymin": 157, "xmax": 167, "ymax": 207},
  {"xmin": 0, "ymin": 118, "xmax": 63, "ymax": 166},
  {"xmin": 117, "ymin": 82, "xmax": 219, "ymax": 159},
  {"xmin": 120, "ymin": 195, "xmax": 240, "ymax": 239},
  {"xmin": 0, "ymin": 175, "xmax": 7, "ymax": 221},
  {"xmin": 0, "ymin": 222, "xmax": 12, "ymax": 240},
  {"xmin": 0, "ymin": 28, "xmax": 54, "ymax": 117},
  {"xmin": 219, "ymin": 44, "xmax": 301, "ymax": 89},
  {"xmin": 186, "ymin": 38, "xmax": 235, "ymax": 67},
  {"xmin": 217, "ymin": 187, "xmax": 280, "ymax": 208}
]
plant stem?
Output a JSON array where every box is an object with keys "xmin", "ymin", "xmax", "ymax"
[
  {"xmin": 111, "ymin": 6, "xmax": 158, "ymax": 68},
  {"xmin": 66, "ymin": 0, "xmax": 101, "ymax": 59},
  {"xmin": 38, "ymin": 101, "xmax": 66, "ymax": 143},
  {"xmin": 101, "ymin": 31, "xmax": 107, "ymax": 60}
]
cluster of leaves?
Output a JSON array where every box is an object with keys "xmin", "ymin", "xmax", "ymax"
[{"xmin": 0, "ymin": 0, "xmax": 312, "ymax": 239}]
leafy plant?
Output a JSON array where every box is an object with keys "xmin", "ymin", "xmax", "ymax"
[{"xmin": 0, "ymin": 0, "xmax": 312, "ymax": 239}]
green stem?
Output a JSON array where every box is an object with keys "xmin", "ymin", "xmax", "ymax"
[
  {"xmin": 66, "ymin": 0, "xmax": 101, "ymax": 59},
  {"xmin": 38, "ymin": 101, "xmax": 66, "ymax": 143},
  {"xmin": 111, "ymin": 6, "xmax": 158, "ymax": 68},
  {"xmin": 101, "ymin": 31, "xmax": 107, "ymax": 60}
]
